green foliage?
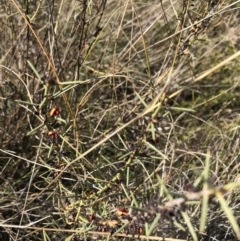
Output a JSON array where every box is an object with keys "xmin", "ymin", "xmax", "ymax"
[{"xmin": 0, "ymin": 0, "xmax": 240, "ymax": 241}]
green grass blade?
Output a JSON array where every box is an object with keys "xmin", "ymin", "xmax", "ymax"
[
  {"xmin": 215, "ymin": 190, "xmax": 240, "ymax": 239},
  {"xmin": 199, "ymin": 151, "xmax": 211, "ymax": 233},
  {"xmin": 181, "ymin": 211, "xmax": 198, "ymax": 241},
  {"xmin": 146, "ymin": 213, "xmax": 161, "ymax": 236}
]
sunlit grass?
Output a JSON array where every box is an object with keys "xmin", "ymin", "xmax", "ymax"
[{"xmin": 0, "ymin": 0, "xmax": 240, "ymax": 241}]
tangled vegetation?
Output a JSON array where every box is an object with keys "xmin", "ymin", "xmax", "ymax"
[{"xmin": 0, "ymin": 0, "xmax": 240, "ymax": 240}]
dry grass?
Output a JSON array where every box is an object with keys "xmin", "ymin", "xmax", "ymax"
[{"xmin": 0, "ymin": 0, "xmax": 240, "ymax": 240}]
